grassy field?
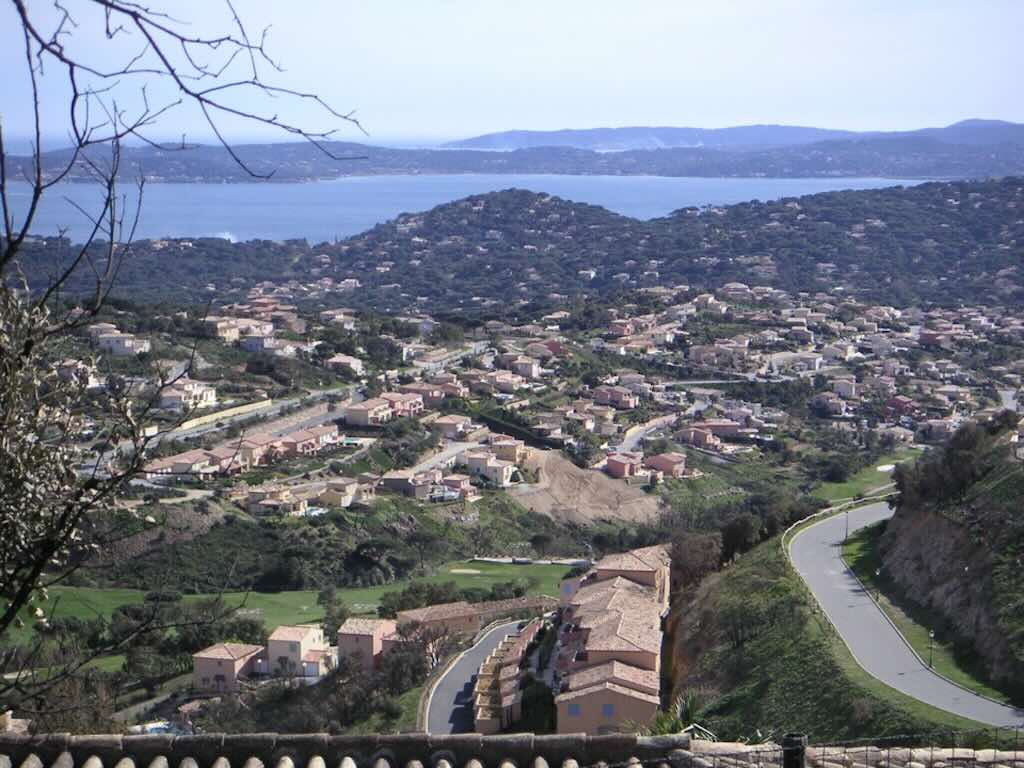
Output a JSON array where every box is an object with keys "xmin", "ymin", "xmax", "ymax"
[
  {"xmin": 842, "ymin": 523, "xmax": 1014, "ymax": 705},
  {"xmin": 812, "ymin": 449, "xmax": 917, "ymax": 503},
  {"xmin": 11, "ymin": 560, "xmax": 572, "ymax": 645}
]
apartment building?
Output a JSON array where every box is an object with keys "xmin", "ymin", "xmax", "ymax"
[{"xmin": 553, "ymin": 545, "xmax": 670, "ymax": 735}]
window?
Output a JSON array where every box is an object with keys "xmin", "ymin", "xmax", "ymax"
[
  {"xmin": 602, "ymin": 703, "xmax": 615, "ymax": 718},
  {"xmin": 290, "ymin": 642, "xmax": 298, "ymax": 652},
  {"xmin": 567, "ymin": 703, "xmax": 581, "ymax": 717}
]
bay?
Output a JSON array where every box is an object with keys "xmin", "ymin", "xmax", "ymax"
[{"xmin": 9, "ymin": 174, "xmax": 916, "ymax": 244}]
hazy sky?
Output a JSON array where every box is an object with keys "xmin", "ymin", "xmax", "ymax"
[{"xmin": 2, "ymin": 0, "xmax": 1023, "ymax": 147}]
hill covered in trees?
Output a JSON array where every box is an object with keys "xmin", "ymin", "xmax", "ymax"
[
  {"xmin": 882, "ymin": 414, "xmax": 1024, "ymax": 698},
  {"xmin": 18, "ymin": 177, "xmax": 1024, "ymax": 312},
  {"xmin": 446, "ymin": 119, "xmax": 1024, "ymax": 151},
  {"xmin": 16, "ymin": 122, "xmax": 1024, "ymax": 182}
]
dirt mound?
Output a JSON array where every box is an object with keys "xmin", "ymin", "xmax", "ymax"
[{"xmin": 511, "ymin": 449, "xmax": 661, "ymax": 523}]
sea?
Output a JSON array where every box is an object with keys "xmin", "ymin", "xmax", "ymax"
[{"xmin": 8, "ymin": 174, "xmax": 918, "ymax": 244}]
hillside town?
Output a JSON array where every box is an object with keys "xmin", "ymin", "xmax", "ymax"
[{"xmin": 15, "ymin": 266, "xmax": 1019, "ymax": 737}]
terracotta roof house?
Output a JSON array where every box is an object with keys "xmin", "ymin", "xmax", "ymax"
[
  {"xmin": 380, "ymin": 391, "xmax": 424, "ymax": 418},
  {"xmin": 605, "ymin": 452, "xmax": 643, "ymax": 479},
  {"xmin": 265, "ymin": 625, "xmax": 330, "ymax": 679},
  {"xmin": 397, "ymin": 601, "xmax": 482, "ymax": 636},
  {"xmin": 192, "ymin": 643, "xmax": 264, "ymax": 693},
  {"xmin": 432, "ymin": 413, "xmax": 473, "ymax": 439},
  {"xmin": 345, "ymin": 398, "xmax": 393, "ymax": 426},
  {"xmin": 643, "ymin": 452, "xmax": 687, "ymax": 478}
]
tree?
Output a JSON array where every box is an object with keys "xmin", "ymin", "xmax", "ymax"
[
  {"xmin": 317, "ymin": 586, "xmax": 349, "ymax": 639},
  {"xmin": 670, "ymin": 532, "xmax": 723, "ymax": 588},
  {"xmin": 408, "ymin": 528, "xmax": 442, "ymax": 571},
  {"xmin": 529, "ymin": 532, "xmax": 554, "ymax": 557},
  {"xmin": 1, "ymin": 0, "xmax": 357, "ymax": 713},
  {"xmin": 721, "ymin": 514, "xmax": 762, "ymax": 562}
]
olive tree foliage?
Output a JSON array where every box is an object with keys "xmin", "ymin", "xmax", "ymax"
[{"xmin": 0, "ymin": 0, "xmax": 358, "ymax": 706}]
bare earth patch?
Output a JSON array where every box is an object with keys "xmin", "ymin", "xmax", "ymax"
[{"xmin": 511, "ymin": 449, "xmax": 661, "ymax": 523}]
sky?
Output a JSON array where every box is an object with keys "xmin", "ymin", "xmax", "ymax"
[{"xmin": 1, "ymin": 0, "xmax": 1023, "ymax": 148}]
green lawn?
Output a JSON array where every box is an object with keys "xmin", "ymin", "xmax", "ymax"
[
  {"xmin": 812, "ymin": 449, "xmax": 917, "ymax": 503},
  {"xmin": 10, "ymin": 560, "xmax": 571, "ymax": 645},
  {"xmin": 841, "ymin": 523, "xmax": 1016, "ymax": 705}
]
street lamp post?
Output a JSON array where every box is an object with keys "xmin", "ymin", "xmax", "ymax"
[
  {"xmin": 845, "ymin": 510, "xmax": 849, "ymax": 542},
  {"xmin": 874, "ymin": 568, "xmax": 881, "ymax": 601},
  {"xmin": 929, "ymin": 630, "xmax": 935, "ymax": 668}
]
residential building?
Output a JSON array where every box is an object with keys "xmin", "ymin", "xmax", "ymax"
[
  {"xmin": 462, "ymin": 450, "xmax": 516, "ymax": 487},
  {"xmin": 192, "ymin": 643, "xmax": 264, "ymax": 693},
  {"xmin": 432, "ymin": 414, "xmax": 473, "ymax": 439},
  {"xmin": 336, "ymin": 617, "xmax": 397, "ymax": 671},
  {"xmin": 643, "ymin": 452, "xmax": 687, "ymax": 478},
  {"xmin": 593, "ymin": 385, "xmax": 639, "ymax": 410},
  {"xmin": 605, "ymin": 452, "xmax": 643, "ymax": 479},
  {"xmin": 399, "ymin": 382, "xmax": 447, "ymax": 408},
  {"xmin": 325, "ymin": 354, "xmax": 365, "ymax": 376},
  {"xmin": 159, "ymin": 378, "xmax": 217, "ymax": 412},
  {"xmin": 553, "ymin": 545, "xmax": 670, "ymax": 735},
  {"xmin": 474, "ymin": 619, "xmax": 542, "ymax": 734},
  {"xmin": 278, "ymin": 424, "xmax": 338, "ymax": 457},
  {"xmin": 345, "ymin": 398, "xmax": 393, "ymax": 426},
  {"xmin": 397, "ymin": 601, "xmax": 482, "ymax": 636},
  {"xmin": 265, "ymin": 625, "xmax": 331, "ymax": 679},
  {"xmin": 381, "ymin": 391, "xmax": 425, "ymax": 418},
  {"xmin": 490, "ymin": 435, "xmax": 530, "ymax": 464},
  {"xmin": 96, "ymin": 331, "xmax": 151, "ymax": 357}
]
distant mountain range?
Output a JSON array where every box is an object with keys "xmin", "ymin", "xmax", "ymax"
[
  {"xmin": 445, "ymin": 119, "xmax": 1024, "ymax": 151},
  {"xmin": 16, "ymin": 120, "xmax": 1024, "ymax": 183}
]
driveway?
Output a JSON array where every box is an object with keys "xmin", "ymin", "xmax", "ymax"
[
  {"xmin": 425, "ymin": 620, "xmax": 521, "ymax": 734},
  {"xmin": 789, "ymin": 501, "xmax": 1024, "ymax": 726},
  {"xmin": 412, "ymin": 440, "xmax": 481, "ymax": 474}
]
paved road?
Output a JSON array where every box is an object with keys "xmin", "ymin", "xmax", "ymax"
[
  {"xmin": 426, "ymin": 620, "xmax": 522, "ymax": 734},
  {"xmin": 412, "ymin": 440, "xmax": 482, "ymax": 473},
  {"xmin": 619, "ymin": 415, "xmax": 677, "ymax": 453},
  {"xmin": 789, "ymin": 502, "xmax": 1024, "ymax": 726}
]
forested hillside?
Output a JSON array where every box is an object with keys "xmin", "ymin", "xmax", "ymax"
[
  {"xmin": 881, "ymin": 415, "xmax": 1024, "ymax": 697},
  {"xmin": 18, "ymin": 121, "xmax": 1024, "ymax": 182},
  {"xmin": 18, "ymin": 177, "xmax": 1024, "ymax": 311}
]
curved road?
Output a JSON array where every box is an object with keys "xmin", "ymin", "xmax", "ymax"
[
  {"xmin": 789, "ymin": 501, "xmax": 1024, "ymax": 726},
  {"xmin": 426, "ymin": 620, "xmax": 522, "ymax": 734}
]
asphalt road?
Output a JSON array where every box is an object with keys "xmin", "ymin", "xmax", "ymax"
[
  {"xmin": 426, "ymin": 620, "xmax": 522, "ymax": 734},
  {"xmin": 619, "ymin": 415, "xmax": 677, "ymax": 453},
  {"xmin": 412, "ymin": 440, "xmax": 481, "ymax": 473},
  {"xmin": 789, "ymin": 501, "xmax": 1024, "ymax": 726}
]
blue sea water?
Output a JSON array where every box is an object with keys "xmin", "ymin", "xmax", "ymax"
[{"xmin": 9, "ymin": 174, "xmax": 917, "ymax": 244}]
